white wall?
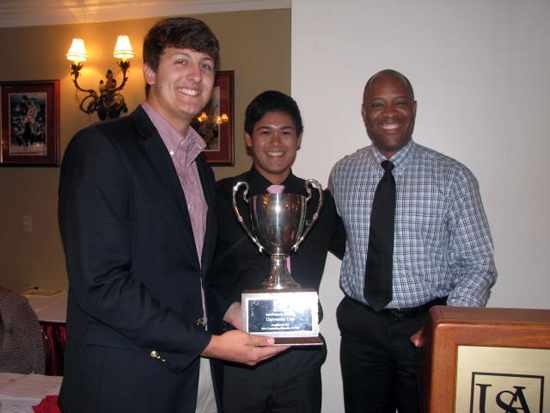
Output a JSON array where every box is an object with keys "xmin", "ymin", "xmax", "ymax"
[{"xmin": 291, "ymin": 1, "xmax": 550, "ymax": 411}]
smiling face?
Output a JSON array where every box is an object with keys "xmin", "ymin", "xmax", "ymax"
[
  {"xmin": 362, "ymin": 71, "xmax": 417, "ymax": 159},
  {"xmin": 144, "ymin": 47, "xmax": 215, "ymax": 133},
  {"xmin": 245, "ymin": 111, "xmax": 302, "ymax": 184}
]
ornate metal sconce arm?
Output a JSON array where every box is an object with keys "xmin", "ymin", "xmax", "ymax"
[
  {"xmin": 70, "ymin": 63, "xmax": 95, "ymax": 94},
  {"xmin": 70, "ymin": 62, "xmax": 129, "ymax": 121}
]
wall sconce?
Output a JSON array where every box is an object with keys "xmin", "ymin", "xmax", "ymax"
[
  {"xmin": 217, "ymin": 113, "xmax": 230, "ymax": 124},
  {"xmin": 66, "ymin": 35, "xmax": 134, "ymax": 120},
  {"xmin": 193, "ymin": 111, "xmax": 229, "ymax": 149},
  {"xmin": 197, "ymin": 111, "xmax": 229, "ymax": 124}
]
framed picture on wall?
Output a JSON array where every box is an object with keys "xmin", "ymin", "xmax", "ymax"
[
  {"xmin": 192, "ymin": 70, "xmax": 234, "ymax": 166},
  {"xmin": 0, "ymin": 79, "xmax": 60, "ymax": 166}
]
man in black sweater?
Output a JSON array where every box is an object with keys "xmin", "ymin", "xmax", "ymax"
[{"xmin": 208, "ymin": 90, "xmax": 346, "ymax": 412}]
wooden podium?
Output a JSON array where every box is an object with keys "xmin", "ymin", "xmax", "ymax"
[{"xmin": 418, "ymin": 306, "xmax": 550, "ymax": 413}]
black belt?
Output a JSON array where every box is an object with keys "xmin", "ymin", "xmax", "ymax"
[{"xmin": 359, "ymin": 296, "xmax": 448, "ymax": 321}]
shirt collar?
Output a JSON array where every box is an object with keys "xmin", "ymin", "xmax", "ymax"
[
  {"xmin": 370, "ymin": 139, "xmax": 416, "ymax": 172},
  {"xmin": 141, "ymin": 102, "xmax": 206, "ymax": 166},
  {"xmin": 247, "ymin": 167, "xmax": 304, "ymax": 194}
]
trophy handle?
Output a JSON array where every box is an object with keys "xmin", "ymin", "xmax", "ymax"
[
  {"xmin": 232, "ymin": 181, "xmax": 265, "ymax": 253},
  {"xmin": 291, "ymin": 179, "xmax": 324, "ymax": 252}
]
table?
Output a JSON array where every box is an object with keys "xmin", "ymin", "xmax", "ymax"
[{"xmin": 0, "ymin": 372, "xmax": 62, "ymax": 413}]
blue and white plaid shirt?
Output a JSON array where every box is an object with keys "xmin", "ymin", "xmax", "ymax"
[{"xmin": 329, "ymin": 140, "xmax": 497, "ymax": 309}]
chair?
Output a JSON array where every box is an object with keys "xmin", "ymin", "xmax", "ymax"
[{"xmin": 0, "ymin": 288, "xmax": 46, "ymax": 374}]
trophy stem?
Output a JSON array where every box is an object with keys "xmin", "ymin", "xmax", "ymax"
[{"xmin": 261, "ymin": 254, "xmax": 301, "ymax": 289}]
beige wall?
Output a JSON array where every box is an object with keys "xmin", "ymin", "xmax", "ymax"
[{"xmin": 0, "ymin": 9, "xmax": 290, "ymax": 291}]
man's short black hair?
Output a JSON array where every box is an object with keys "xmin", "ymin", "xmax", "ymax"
[
  {"xmin": 364, "ymin": 69, "xmax": 415, "ymax": 100},
  {"xmin": 244, "ymin": 91, "xmax": 303, "ymax": 136}
]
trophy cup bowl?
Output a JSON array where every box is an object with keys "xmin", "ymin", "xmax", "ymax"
[{"xmin": 232, "ymin": 179, "xmax": 324, "ymax": 345}]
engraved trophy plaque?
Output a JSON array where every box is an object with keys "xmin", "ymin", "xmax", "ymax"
[{"xmin": 232, "ymin": 179, "xmax": 324, "ymax": 345}]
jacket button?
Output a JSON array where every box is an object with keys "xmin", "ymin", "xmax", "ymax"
[{"xmin": 150, "ymin": 350, "xmax": 165, "ymax": 363}]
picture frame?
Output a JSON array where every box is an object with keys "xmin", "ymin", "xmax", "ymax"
[
  {"xmin": 192, "ymin": 70, "xmax": 234, "ymax": 166},
  {"xmin": 0, "ymin": 79, "xmax": 60, "ymax": 167}
]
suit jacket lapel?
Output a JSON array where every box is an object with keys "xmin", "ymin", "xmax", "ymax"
[
  {"xmin": 196, "ymin": 153, "xmax": 217, "ymax": 270},
  {"xmin": 131, "ymin": 107, "xmax": 199, "ymax": 261}
]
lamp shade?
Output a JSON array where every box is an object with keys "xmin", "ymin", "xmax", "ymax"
[
  {"xmin": 66, "ymin": 38, "xmax": 88, "ymax": 63},
  {"xmin": 113, "ymin": 35, "xmax": 135, "ymax": 61}
]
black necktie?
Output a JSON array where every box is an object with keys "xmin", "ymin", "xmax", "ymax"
[{"xmin": 365, "ymin": 160, "xmax": 396, "ymax": 311}]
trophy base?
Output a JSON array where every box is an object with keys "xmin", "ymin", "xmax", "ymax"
[
  {"xmin": 274, "ymin": 336, "xmax": 323, "ymax": 346},
  {"xmin": 242, "ymin": 288, "xmax": 322, "ymax": 346}
]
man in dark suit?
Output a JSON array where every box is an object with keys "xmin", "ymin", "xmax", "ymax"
[{"xmin": 58, "ymin": 17, "xmax": 285, "ymax": 413}]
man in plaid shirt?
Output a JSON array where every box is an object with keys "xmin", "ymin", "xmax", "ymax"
[{"xmin": 329, "ymin": 69, "xmax": 497, "ymax": 413}]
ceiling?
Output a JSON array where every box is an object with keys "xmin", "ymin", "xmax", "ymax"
[{"xmin": 0, "ymin": 0, "xmax": 290, "ymax": 28}]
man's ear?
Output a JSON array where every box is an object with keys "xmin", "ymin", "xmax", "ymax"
[
  {"xmin": 361, "ymin": 103, "xmax": 367, "ymax": 122},
  {"xmin": 143, "ymin": 63, "xmax": 155, "ymax": 86},
  {"xmin": 244, "ymin": 132, "xmax": 253, "ymax": 148},
  {"xmin": 297, "ymin": 133, "xmax": 303, "ymax": 150}
]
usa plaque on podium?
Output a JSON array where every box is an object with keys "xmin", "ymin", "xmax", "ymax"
[{"xmin": 418, "ymin": 306, "xmax": 550, "ymax": 413}]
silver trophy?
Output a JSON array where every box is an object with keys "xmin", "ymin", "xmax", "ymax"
[{"xmin": 232, "ymin": 179, "xmax": 324, "ymax": 345}]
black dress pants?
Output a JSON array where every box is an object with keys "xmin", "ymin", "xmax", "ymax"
[
  {"xmin": 222, "ymin": 343, "xmax": 325, "ymax": 413},
  {"xmin": 337, "ymin": 296, "xmax": 429, "ymax": 413}
]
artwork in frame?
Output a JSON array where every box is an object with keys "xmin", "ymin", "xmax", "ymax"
[
  {"xmin": 0, "ymin": 80, "xmax": 60, "ymax": 167},
  {"xmin": 192, "ymin": 70, "xmax": 234, "ymax": 166}
]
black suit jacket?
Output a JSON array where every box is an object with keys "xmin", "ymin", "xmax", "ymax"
[{"xmin": 58, "ymin": 106, "xmax": 217, "ymax": 412}]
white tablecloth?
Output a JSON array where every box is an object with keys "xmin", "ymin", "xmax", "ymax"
[
  {"xmin": 0, "ymin": 373, "xmax": 62, "ymax": 412},
  {"xmin": 25, "ymin": 292, "xmax": 67, "ymax": 323}
]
